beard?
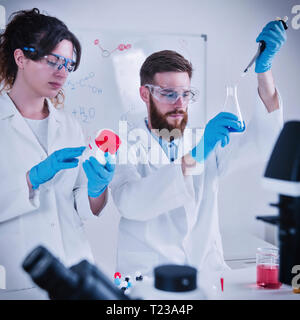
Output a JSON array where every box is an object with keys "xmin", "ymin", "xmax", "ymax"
[{"xmin": 149, "ymin": 95, "xmax": 188, "ymax": 141}]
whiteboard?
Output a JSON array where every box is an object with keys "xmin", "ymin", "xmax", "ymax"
[{"xmin": 63, "ymin": 30, "xmax": 207, "ymax": 143}]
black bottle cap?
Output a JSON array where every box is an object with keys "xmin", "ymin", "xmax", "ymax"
[{"xmin": 154, "ymin": 265, "xmax": 197, "ymax": 292}]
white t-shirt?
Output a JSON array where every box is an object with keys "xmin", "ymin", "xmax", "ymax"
[{"xmin": 24, "ymin": 116, "xmax": 49, "ymax": 152}]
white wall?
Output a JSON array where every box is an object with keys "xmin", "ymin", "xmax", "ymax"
[{"xmin": 2, "ymin": 0, "xmax": 300, "ymax": 274}]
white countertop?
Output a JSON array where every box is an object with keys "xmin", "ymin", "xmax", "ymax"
[
  {"xmin": 130, "ymin": 265, "xmax": 300, "ymax": 300},
  {"xmin": 198, "ymin": 266, "xmax": 300, "ymax": 300}
]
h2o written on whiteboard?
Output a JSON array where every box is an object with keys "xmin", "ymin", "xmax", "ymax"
[{"xmin": 292, "ymin": 5, "xmax": 300, "ymax": 30}]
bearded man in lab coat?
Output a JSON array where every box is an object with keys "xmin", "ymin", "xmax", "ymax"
[{"xmin": 110, "ymin": 20, "xmax": 286, "ymax": 277}]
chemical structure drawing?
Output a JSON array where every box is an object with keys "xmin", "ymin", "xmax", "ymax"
[
  {"xmin": 65, "ymin": 72, "xmax": 103, "ymax": 95},
  {"xmin": 94, "ymin": 39, "xmax": 132, "ymax": 58}
]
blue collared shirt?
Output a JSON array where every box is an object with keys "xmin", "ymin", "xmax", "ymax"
[{"xmin": 145, "ymin": 118, "xmax": 179, "ymax": 162}]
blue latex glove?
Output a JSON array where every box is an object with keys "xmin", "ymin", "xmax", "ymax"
[
  {"xmin": 190, "ymin": 112, "xmax": 245, "ymax": 163},
  {"xmin": 29, "ymin": 146, "xmax": 86, "ymax": 189},
  {"xmin": 83, "ymin": 153, "xmax": 115, "ymax": 198},
  {"xmin": 255, "ymin": 20, "xmax": 287, "ymax": 73}
]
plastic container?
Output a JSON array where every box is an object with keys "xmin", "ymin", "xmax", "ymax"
[
  {"xmin": 256, "ymin": 247, "xmax": 282, "ymax": 289},
  {"xmin": 129, "ymin": 265, "xmax": 206, "ymax": 299}
]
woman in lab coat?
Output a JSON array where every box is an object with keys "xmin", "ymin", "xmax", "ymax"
[{"xmin": 0, "ymin": 8, "xmax": 114, "ymax": 298}]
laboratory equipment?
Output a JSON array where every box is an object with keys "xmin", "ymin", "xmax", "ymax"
[
  {"xmin": 257, "ymin": 121, "xmax": 300, "ymax": 286},
  {"xmin": 223, "ymin": 84, "xmax": 245, "ymax": 132},
  {"xmin": 144, "ymin": 84, "xmax": 199, "ymax": 105},
  {"xmin": 242, "ymin": 17, "xmax": 288, "ymax": 75},
  {"xmin": 23, "ymin": 47, "xmax": 76, "ymax": 73},
  {"xmin": 220, "ymin": 277, "xmax": 224, "ymax": 292},
  {"xmin": 83, "ymin": 129, "xmax": 121, "ymax": 165},
  {"xmin": 112, "ymin": 273, "xmax": 135, "ymax": 294},
  {"xmin": 135, "ymin": 271, "xmax": 143, "ymax": 281},
  {"xmin": 256, "ymin": 247, "xmax": 281, "ymax": 289},
  {"xmin": 22, "ymin": 245, "xmax": 129, "ymax": 300},
  {"xmin": 127, "ymin": 264, "xmax": 206, "ymax": 299},
  {"xmin": 22, "ymin": 246, "xmax": 207, "ymax": 299},
  {"xmin": 155, "ymin": 265, "xmax": 196, "ymax": 292}
]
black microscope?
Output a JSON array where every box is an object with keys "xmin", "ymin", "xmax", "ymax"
[{"xmin": 257, "ymin": 121, "xmax": 300, "ymax": 286}]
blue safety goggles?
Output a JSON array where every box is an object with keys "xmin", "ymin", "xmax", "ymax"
[{"xmin": 23, "ymin": 47, "xmax": 76, "ymax": 73}]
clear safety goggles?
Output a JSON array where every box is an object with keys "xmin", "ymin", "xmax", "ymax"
[
  {"xmin": 42, "ymin": 53, "xmax": 76, "ymax": 73},
  {"xmin": 145, "ymin": 84, "xmax": 199, "ymax": 105},
  {"xmin": 23, "ymin": 47, "xmax": 76, "ymax": 73}
]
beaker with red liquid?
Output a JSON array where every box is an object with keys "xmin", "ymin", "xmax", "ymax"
[{"xmin": 256, "ymin": 247, "xmax": 282, "ymax": 289}]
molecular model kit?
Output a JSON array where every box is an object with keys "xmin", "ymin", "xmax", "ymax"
[{"xmin": 113, "ymin": 271, "xmax": 144, "ymax": 295}]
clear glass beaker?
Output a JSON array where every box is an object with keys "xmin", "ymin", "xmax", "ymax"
[
  {"xmin": 223, "ymin": 84, "xmax": 245, "ymax": 132},
  {"xmin": 256, "ymin": 247, "xmax": 282, "ymax": 289}
]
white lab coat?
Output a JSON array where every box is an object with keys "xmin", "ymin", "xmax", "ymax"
[
  {"xmin": 110, "ymin": 92, "xmax": 283, "ymax": 277},
  {"xmin": 0, "ymin": 93, "xmax": 96, "ymax": 295}
]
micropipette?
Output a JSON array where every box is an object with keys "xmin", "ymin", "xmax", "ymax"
[{"xmin": 242, "ymin": 16, "xmax": 288, "ymax": 76}]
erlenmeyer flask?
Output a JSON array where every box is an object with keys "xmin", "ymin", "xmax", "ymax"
[{"xmin": 223, "ymin": 84, "xmax": 245, "ymax": 132}]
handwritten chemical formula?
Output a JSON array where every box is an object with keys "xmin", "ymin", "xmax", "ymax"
[
  {"xmin": 72, "ymin": 106, "xmax": 96, "ymax": 124},
  {"xmin": 94, "ymin": 39, "xmax": 132, "ymax": 58},
  {"xmin": 65, "ymin": 72, "xmax": 102, "ymax": 95}
]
